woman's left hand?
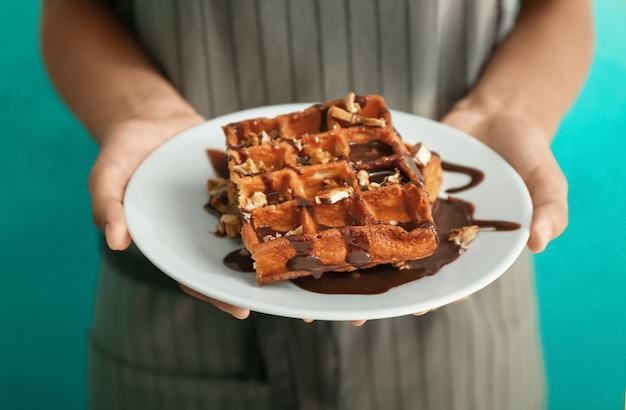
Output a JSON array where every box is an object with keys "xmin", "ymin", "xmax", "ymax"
[{"xmin": 441, "ymin": 107, "xmax": 568, "ymax": 253}]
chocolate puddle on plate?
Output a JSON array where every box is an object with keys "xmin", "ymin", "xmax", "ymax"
[{"xmin": 207, "ymin": 150, "xmax": 520, "ymax": 294}]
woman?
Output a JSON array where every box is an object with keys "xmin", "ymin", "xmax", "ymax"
[{"xmin": 41, "ymin": 0, "xmax": 593, "ymax": 408}]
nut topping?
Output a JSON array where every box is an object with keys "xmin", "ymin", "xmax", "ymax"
[
  {"xmin": 245, "ymin": 130, "xmax": 278, "ymax": 147},
  {"xmin": 233, "ymin": 158, "xmax": 268, "ymax": 176},
  {"xmin": 356, "ymin": 170, "xmax": 370, "ymax": 187},
  {"xmin": 315, "ymin": 186, "xmax": 354, "ymax": 204},
  {"xmin": 285, "ymin": 225, "xmax": 304, "ymax": 236},
  {"xmin": 383, "ymin": 169, "xmax": 402, "ymax": 185},
  {"xmin": 206, "ymin": 177, "xmax": 228, "ymax": 196},
  {"xmin": 411, "ymin": 143, "xmax": 432, "ymax": 166},
  {"xmin": 309, "ymin": 147, "xmax": 332, "ymax": 164},
  {"xmin": 448, "ymin": 225, "xmax": 480, "ymax": 253},
  {"xmin": 392, "ymin": 261, "xmax": 411, "ymax": 270},
  {"xmin": 327, "ymin": 106, "xmax": 386, "ymax": 128},
  {"xmin": 344, "ymin": 92, "xmax": 360, "ymax": 114},
  {"xmin": 242, "ymin": 191, "xmax": 268, "ymax": 210},
  {"xmin": 217, "ymin": 213, "xmax": 241, "ymax": 238}
]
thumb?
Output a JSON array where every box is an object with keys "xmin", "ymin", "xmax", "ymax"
[
  {"xmin": 101, "ymin": 199, "xmax": 132, "ymax": 251},
  {"xmin": 88, "ymin": 157, "xmax": 132, "ymax": 250}
]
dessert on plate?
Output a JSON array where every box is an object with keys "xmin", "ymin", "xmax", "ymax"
[{"xmin": 208, "ymin": 93, "xmax": 448, "ymax": 285}]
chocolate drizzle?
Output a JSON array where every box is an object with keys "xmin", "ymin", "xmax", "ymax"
[
  {"xmin": 290, "ymin": 161, "xmax": 520, "ymax": 294},
  {"xmin": 224, "ymin": 249, "xmax": 255, "ymax": 272},
  {"xmin": 208, "ymin": 112, "xmax": 521, "ymax": 295},
  {"xmin": 207, "ymin": 149, "xmax": 230, "ymax": 179},
  {"xmin": 442, "ymin": 161, "xmax": 484, "ymax": 194},
  {"xmin": 342, "ymin": 228, "xmax": 372, "ymax": 267},
  {"xmin": 286, "ymin": 235, "xmax": 331, "ymax": 278}
]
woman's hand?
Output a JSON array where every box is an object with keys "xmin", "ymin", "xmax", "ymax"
[
  {"xmin": 88, "ymin": 112, "xmax": 205, "ymax": 250},
  {"xmin": 441, "ymin": 108, "xmax": 568, "ymax": 253},
  {"xmin": 398, "ymin": 107, "xmax": 569, "ymax": 322},
  {"xmin": 88, "ymin": 112, "xmax": 254, "ymax": 319}
]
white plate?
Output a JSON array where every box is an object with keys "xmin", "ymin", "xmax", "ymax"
[{"xmin": 125, "ymin": 104, "xmax": 532, "ymax": 321}]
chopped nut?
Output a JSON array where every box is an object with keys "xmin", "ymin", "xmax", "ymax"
[
  {"xmin": 206, "ymin": 177, "xmax": 228, "ymax": 196},
  {"xmin": 411, "ymin": 143, "xmax": 432, "ymax": 166},
  {"xmin": 327, "ymin": 106, "xmax": 386, "ymax": 128},
  {"xmin": 233, "ymin": 158, "xmax": 268, "ymax": 176},
  {"xmin": 356, "ymin": 170, "xmax": 370, "ymax": 187},
  {"xmin": 247, "ymin": 132, "xmax": 260, "ymax": 146},
  {"xmin": 292, "ymin": 138, "xmax": 304, "ymax": 151},
  {"xmin": 262, "ymin": 233, "xmax": 282, "ymax": 242},
  {"xmin": 322, "ymin": 179, "xmax": 341, "ymax": 188},
  {"xmin": 383, "ymin": 169, "xmax": 402, "ymax": 185},
  {"xmin": 244, "ymin": 130, "xmax": 278, "ymax": 147},
  {"xmin": 285, "ymin": 225, "xmax": 304, "ymax": 236},
  {"xmin": 344, "ymin": 92, "xmax": 360, "ymax": 114},
  {"xmin": 242, "ymin": 191, "xmax": 268, "ymax": 210},
  {"xmin": 217, "ymin": 213, "xmax": 241, "ymax": 238},
  {"xmin": 392, "ymin": 261, "xmax": 411, "ymax": 270},
  {"xmin": 389, "ymin": 220, "xmax": 398, "ymax": 226},
  {"xmin": 241, "ymin": 211, "xmax": 251, "ymax": 224},
  {"xmin": 260, "ymin": 130, "xmax": 272, "ymax": 145},
  {"xmin": 448, "ymin": 225, "xmax": 480, "ymax": 253},
  {"xmin": 314, "ymin": 186, "xmax": 354, "ymax": 204},
  {"xmin": 309, "ymin": 147, "xmax": 332, "ymax": 164}
]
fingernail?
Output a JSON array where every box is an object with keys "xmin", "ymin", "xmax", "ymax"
[
  {"xmin": 536, "ymin": 226, "xmax": 551, "ymax": 252},
  {"xmin": 234, "ymin": 310, "xmax": 250, "ymax": 320}
]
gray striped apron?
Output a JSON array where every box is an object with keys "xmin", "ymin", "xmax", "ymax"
[{"xmin": 90, "ymin": 1, "xmax": 545, "ymax": 409}]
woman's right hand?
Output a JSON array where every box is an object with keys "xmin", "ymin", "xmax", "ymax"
[
  {"xmin": 88, "ymin": 112, "xmax": 205, "ymax": 250},
  {"xmin": 88, "ymin": 112, "xmax": 251, "ymax": 320}
]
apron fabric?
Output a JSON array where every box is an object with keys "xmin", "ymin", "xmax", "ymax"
[
  {"xmin": 90, "ymin": 0, "xmax": 545, "ymax": 408},
  {"xmin": 91, "ymin": 246, "xmax": 544, "ymax": 410}
]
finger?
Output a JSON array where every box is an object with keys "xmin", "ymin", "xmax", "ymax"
[
  {"xmin": 102, "ymin": 199, "xmax": 132, "ymax": 250},
  {"xmin": 88, "ymin": 157, "xmax": 132, "ymax": 250},
  {"xmin": 453, "ymin": 295, "xmax": 472, "ymax": 304},
  {"xmin": 528, "ymin": 200, "xmax": 568, "ymax": 253},
  {"xmin": 412, "ymin": 295, "xmax": 471, "ymax": 317},
  {"xmin": 351, "ymin": 320, "xmax": 367, "ymax": 327},
  {"xmin": 179, "ymin": 284, "xmax": 250, "ymax": 319},
  {"xmin": 523, "ymin": 161, "xmax": 568, "ymax": 253},
  {"xmin": 302, "ymin": 318, "xmax": 314, "ymax": 323}
]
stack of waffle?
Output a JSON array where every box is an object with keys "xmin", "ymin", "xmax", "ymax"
[{"xmin": 211, "ymin": 94, "xmax": 443, "ymax": 285}]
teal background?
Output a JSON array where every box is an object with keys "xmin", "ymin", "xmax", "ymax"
[{"xmin": 1, "ymin": 1, "xmax": 624, "ymax": 409}]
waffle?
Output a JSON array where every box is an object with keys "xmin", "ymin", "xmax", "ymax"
[{"xmin": 216, "ymin": 94, "xmax": 442, "ymax": 285}]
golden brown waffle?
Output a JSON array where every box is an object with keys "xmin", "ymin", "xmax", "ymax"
[{"xmin": 219, "ymin": 94, "xmax": 441, "ymax": 284}]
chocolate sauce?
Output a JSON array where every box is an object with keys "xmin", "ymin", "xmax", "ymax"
[
  {"xmin": 224, "ymin": 249, "xmax": 255, "ymax": 272},
  {"xmin": 207, "ymin": 149, "xmax": 229, "ymax": 179},
  {"xmin": 222, "ymin": 194, "xmax": 512, "ymax": 293},
  {"xmin": 312, "ymin": 103, "xmax": 330, "ymax": 132},
  {"xmin": 210, "ymin": 110, "xmax": 518, "ymax": 295},
  {"xmin": 289, "ymin": 156, "xmax": 513, "ymax": 294},
  {"xmin": 355, "ymin": 95, "xmax": 367, "ymax": 109},
  {"xmin": 348, "ymin": 141, "xmax": 394, "ymax": 165},
  {"xmin": 203, "ymin": 186, "xmax": 229, "ymax": 219},
  {"xmin": 259, "ymin": 173, "xmax": 283, "ymax": 205},
  {"xmin": 342, "ymin": 228, "xmax": 372, "ymax": 267},
  {"xmin": 286, "ymin": 235, "xmax": 333, "ymax": 279},
  {"xmin": 442, "ymin": 161, "xmax": 485, "ymax": 194},
  {"xmin": 291, "ymin": 197, "xmax": 519, "ymax": 294},
  {"xmin": 203, "ymin": 149, "xmax": 231, "ymax": 220}
]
